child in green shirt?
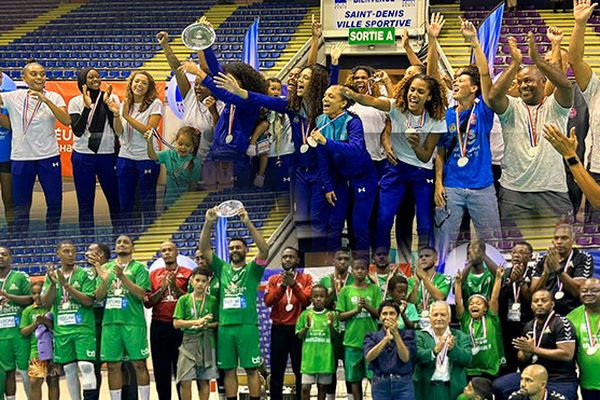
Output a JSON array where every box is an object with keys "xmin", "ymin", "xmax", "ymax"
[
  {"xmin": 388, "ymin": 275, "xmax": 419, "ymax": 330},
  {"xmin": 19, "ymin": 282, "xmax": 59, "ymax": 400},
  {"xmin": 455, "ymin": 267, "xmax": 505, "ymax": 378},
  {"xmin": 173, "ymin": 267, "xmax": 218, "ymax": 400},
  {"xmin": 337, "ymin": 258, "xmax": 382, "ymax": 400},
  {"xmin": 296, "ymin": 284, "xmax": 339, "ymax": 400}
]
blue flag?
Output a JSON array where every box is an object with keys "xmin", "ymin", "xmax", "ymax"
[
  {"xmin": 472, "ymin": 2, "xmax": 504, "ymax": 77},
  {"xmin": 216, "ymin": 217, "xmax": 229, "ymax": 261},
  {"xmin": 243, "ymin": 18, "xmax": 260, "ymax": 71}
]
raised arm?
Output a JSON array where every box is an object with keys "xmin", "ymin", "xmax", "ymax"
[
  {"xmin": 308, "ymin": 14, "xmax": 321, "ymax": 66},
  {"xmin": 544, "ymin": 27, "xmax": 566, "ymax": 97},
  {"xmin": 157, "ymin": 31, "xmax": 192, "ymax": 99},
  {"xmin": 489, "ymin": 37, "xmax": 522, "ymax": 114},
  {"xmin": 528, "ymin": 32, "xmax": 572, "ymax": 108},
  {"xmin": 544, "ymin": 124, "xmax": 600, "ymax": 208},
  {"xmin": 402, "ymin": 28, "xmax": 424, "ymax": 67},
  {"xmin": 460, "ymin": 17, "xmax": 493, "ymax": 107},
  {"xmin": 454, "ymin": 272, "xmax": 465, "ymax": 318},
  {"xmin": 426, "ymin": 13, "xmax": 445, "ymax": 82},
  {"xmin": 199, "ymin": 207, "xmax": 218, "ymax": 266},
  {"xmin": 213, "ymin": 72, "xmax": 289, "ymax": 114},
  {"xmin": 339, "ymin": 86, "xmax": 391, "ymax": 112},
  {"xmin": 569, "ymin": 0, "xmax": 597, "ymax": 91},
  {"xmin": 238, "ymin": 208, "xmax": 269, "ymax": 260},
  {"xmin": 489, "ymin": 268, "xmax": 504, "ymax": 314},
  {"xmin": 329, "ymin": 42, "xmax": 346, "ymax": 86}
]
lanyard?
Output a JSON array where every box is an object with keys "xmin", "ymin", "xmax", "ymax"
[
  {"xmin": 166, "ymin": 266, "xmax": 179, "ymax": 298},
  {"xmin": 313, "ymin": 111, "xmax": 347, "ymax": 136},
  {"xmin": 434, "ymin": 327, "xmax": 451, "ymax": 366},
  {"xmin": 421, "ymin": 272, "xmax": 436, "ymax": 309},
  {"xmin": 533, "ymin": 311, "xmax": 555, "ymax": 350},
  {"xmin": 525, "ymin": 97, "xmax": 545, "ymax": 147},
  {"xmin": 301, "ymin": 119, "xmax": 311, "ymax": 145},
  {"xmin": 126, "ymin": 106, "xmax": 139, "ymax": 143},
  {"xmin": 468, "ymin": 315, "xmax": 487, "ymax": 346},
  {"xmin": 375, "ymin": 267, "xmax": 396, "ymax": 299},
  {"xmin": 405, "ymin": 111, "xmax": 426, "ymax": 131},
  {"xmin": 227, "ymin": 104, "xmax": 236, "ymax": 138},
  {"xmin": 191, "ymin": 292, "xmax": 206, "ymax": 319},
  {"xmin": 455, "ymin": 103, "xmax": 477, "ymax": 158},
  {"xmin": 61, "ymin": 267, "xmax": 77, "ymax": 303},
  {"xmin": 584, "ymin": 310, "xmax": 600, "ymax": 348},
  {"xmin": 556, "ymin": 251, "xmax": 574, "ymax": 294},
  {"xmin": 333, "ymin": 272, "xmax": 349, "ymax": 298},
  {"xmin": 85, "ymin": 93, "xmax": 103, "ymax": 131},
  {"xmin": 285, "ymin": 272, "xmax": 298, "ymax": 307},
  {"xmin": 22, "ymin": 93, "xmax": 43, "ymax": 135}
]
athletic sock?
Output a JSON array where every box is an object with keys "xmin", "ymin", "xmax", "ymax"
[
  {"xmin": 138, "ymin": 385, "xmax": 150, "ymax": 400},
  {"xmin": 110, "ymin": 389, "xmax": 122, "ymax": 400}
]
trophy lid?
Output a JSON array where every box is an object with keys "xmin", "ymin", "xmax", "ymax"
[
  {"xmin": 216, "ymin": 200, "xmax": 244, "ymax": 218},
  {"xmin": 181, "ymin": 22, "xmax": 216, "ymax": 51}
]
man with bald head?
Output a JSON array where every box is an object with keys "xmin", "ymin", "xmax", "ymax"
[
  {"xmin": 145, "ymin": 241, "xmax": 193, "ymax": 399},
  {"xmin": 567, "ymin": 278, "xmax": 600, "ymax": 399},
  {"xmin": 488, "ymin": 31, "xmax": 573, "ymax": 228},
  {"xmin": 508, "ymin": 364, "xmax": 567, "ymax": 400}
]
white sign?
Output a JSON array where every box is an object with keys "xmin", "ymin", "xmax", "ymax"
[{"xmin": 322, "ymin": 0, "xmax": 422, "ymax": 33}]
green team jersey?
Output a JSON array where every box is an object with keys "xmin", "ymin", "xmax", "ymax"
[
  {"xmin": 296, "ymin": 309, "xmax": 340, "ymax": 374},
  {"xmin": 20, "ymin": 304, "xmax": 51, "ymax": 359},
  {"xmin": 209, "ymin": 254, "xmax": 265, "ymax": 326},
  {"xmin": 567, "ymin": 306, "xmax": 600, "ymax": 390},
  {"xmin": 42, "ymin": 267, "xmax": 96, "ymax": 336},
  {"xmin": 459, "ymin": 310, "xmax": 504, "ymax": 376},
  {"xmin": 398, "ymin": 302, "xmax": 420, "ymax": 330},
  {"xmin": 98, "ymin": 260, "xmax": 150, "ymax": 327},
  {"xmin": 319, "ymin": 273, "xmax": 355, "ymax": 306},
  {"xmin": 407, "ymin": 273, "xmax": 452, "ymax": 313},
  {"xmin": 0, "ymin": 270, "xmax": 31, "ymax": 339},
  {"xmin": 173, "ymin": 293, "xmax": 218, "ymax": 339},
  {"xmin": 462, "ymin": 264, "xmax": 495, "ymax": 305},
  {"xmin": 336, "ymin": 283, "xmax": 382, "ymax": 349}
]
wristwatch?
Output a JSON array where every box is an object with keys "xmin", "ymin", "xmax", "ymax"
[{"xmin": 566, "ymin": 156, "xmax": 579, "ymax": 166}]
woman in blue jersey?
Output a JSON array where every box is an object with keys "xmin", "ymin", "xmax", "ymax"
[
  {"xmin": 341, "ymin": 73, "xmax": 448, "ymax": 250},
  {"xmin": 310, "ymin": 85, "xmax": 377, "ymax": 256},
  {"xmin": 69, "ymin": 67, "xmax": 121, "ymax": 230}
]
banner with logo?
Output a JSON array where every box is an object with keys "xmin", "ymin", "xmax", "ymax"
[
  {"xmin": 45, "ymin": 81, "xmax": 166, "ymax": 177},
  {"xmin": 323, "ymin": 0, "xmax": 421, "ymax": 32}
]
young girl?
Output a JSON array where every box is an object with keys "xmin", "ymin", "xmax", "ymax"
[
  {"xmin": 145, "ymin": 126, "xmax": 201, "ymax": 206},
  {"xmin": 173, "ymin": 267, "xmax": 218, "ymax": 400},
  {"xmin": 310, "ymin": 85, "xmax": 377, "ymax": 256},
  {"xmin": 455, "ymin": 267, "xmax": 505, "ymax": 379},
  {"xmin": 69, "ymin": 67, "xmax": 121, "ymax": 229},
  {"xmin": 117, "ymin": 70, "xmax": 163, "ymax": 224},
  {"xmin": 20, "ymin": 282, "xmax": 59, "ymax": 400},
  {"xmin": 341, "ymin": 73, "xmax": 448, "ymax": 251}
]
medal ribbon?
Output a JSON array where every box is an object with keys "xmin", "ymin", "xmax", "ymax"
[
  {"xmin": 375, "ymin": 266, "xmax": 397, "ymax": 300},
  {"xmin": 284, "ymin": 272, "xmax": 297, "ymax": 308},
  {"xmin": 468, "ymin": 315, "xmax": 487, "ymax": 347},
  {"xmin": 584, "ymin": 310, "xmax": 600, "ymax": 349},
  {"xmin": 533, "ymin": 310, "xmax": 555, "ymax": 351},
  {"xmin": 436, "ymin": 327, "xmax": 451, "ymax": 366},
  {"xmin": 22, "ymin": 93, "xmax": 43, "ymax": 135},
  {"xmin": 455, "ymin": 103, "xmax": 477, "ymax": 159},
  {"xmin": 525, "ymin": 97, "xmax": 545, "ymax": 147},
  {"xmin": 405, "ymin": 111, "xmax": 426, "ymax": 131},
  {"xmin": 192, "ymin": 292, "xmax": 207, "ymax": 319},
  {"xmin": 165, "ymin": 266, "xmax": 179, "ymax": 300},
  {"xmin": 333, "ymin": 272, "xmax": 349, "ymax": 299},
  {"xmin": 61, "ymin": 267, "xmax": 77, "ymax": 304},
  {"xmin": 512, "ymin": 282, "xmax": 521, "ymax": 305},
  {"xmin": 227, "ymin": 104, "xmax": 235, "ymax": 140},
  {"xmin": 0, "ymin": 270, "xmax": 12, "ymax": 293},
  {"xmin": 312, "ymin": 111, "xmax": 347, "ymax": 137},
  {"xmin": 556, "ymin": 250, "xmax": 574, "ymax": 295},
  {"xmin": 85, "ymin": 92, "xmax": 103, "ymax": 131},
  {"xmin": 421, "ymin": 272, "xmax": 436, "ymax": 310}
]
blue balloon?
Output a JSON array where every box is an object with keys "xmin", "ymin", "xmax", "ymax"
[{"xmin": 1, "ymin": 73, "xmax": 17, "ymax": 92}]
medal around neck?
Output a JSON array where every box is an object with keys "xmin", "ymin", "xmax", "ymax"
[
  {"xmin": 457, "ymin": 157, "xmax": 469, "ymax": 167},
  {"xmin": 587, "ymin": 346, "xmax": 598, "ymax": 356},
  {"xmin": 216, "ymin": 200, "xmax": 244, "ymax": 218},
  {"xmin": 181, "ymin": 22, "xmax": 216, "ymax": 51},
  {"xmin": 404, "ymin": 127, "xmax": 417, "ymax": 137},
  {"xmin": 554, "ymin": 291, "xmax": 565, "ymax": 300},
  {"xmin": 300, "ymin": 143, "xmax": 309, "ymax": 153},
  {"xmin": 307, "ymin": 136, "xmax": 318, "ymax": 148}
]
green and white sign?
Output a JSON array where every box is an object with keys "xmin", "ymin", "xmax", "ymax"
[{"xmin": 348, "ymin": 27, "xmax": 396, "ymax": 45}]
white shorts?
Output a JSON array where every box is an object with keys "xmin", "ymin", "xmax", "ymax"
[{"xmin": 301, "ymin": 373, "xmax": 333, "ymax": 385}]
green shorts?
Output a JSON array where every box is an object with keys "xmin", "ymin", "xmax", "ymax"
[
  {"xmin": 101, "ymin": 325, "xmax": 149, "ymax": 362},
  {"xmin": 217, "ymin": 325, "xmax": 261, "ymax": 370},
  {"xmin": 0, "ymin": 336, "xmax": 29, "ymax": 371},
  {"xmin": 54, "ymin": 332, "xmax": 96, "ymax": 364},
  {"xmin": 344, "ymin": 346, "xmax": 371, "ymax": 383}
]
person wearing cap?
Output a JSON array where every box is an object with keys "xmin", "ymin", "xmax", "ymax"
[
  {"xmin": 264, "ymin": 247, "xmax": 312, "ymax": 400},
  {"xmin": 492, "ymin": 289, "xmax": 577, "ymax": 400},
  {"xmin": 566, "ymin": 277, "xmax": 600, "ymax": 400},
  {"xmin": 364, "ymin": 300, "xmax": 416, "ymax": 400},
  {"xmin": 455, "ymin": 268, "xmax": 505, "ymax": 379},
  {"xmin": 413, "ymin": 301, "xmax": 472, "ymax": 400},
  {"xmin": 530, "ymin": 224, "xmax": 594, "ymax": 316},
  {"xmin": 507, "ymin": 365, "xmax": 567, "ymax": 400},
  {"xmin": 458, "ymin": 377, "xmax": 494, "ymax": 400}
]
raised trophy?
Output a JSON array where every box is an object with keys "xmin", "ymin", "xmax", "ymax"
[
  {"xmin": 181, "ymin": 19, "xmax": 216, "ymax": 51},
  {"xmin": 216, "ymin": 200, "xmax": 244, "ymax": 218}
]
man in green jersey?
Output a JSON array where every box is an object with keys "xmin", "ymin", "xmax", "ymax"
[
  {"xmin": 199, "ymin": 206, "xmax": 269, "ymax": 400},
  {"xmin": 41, "ymin": 241, "xmax": 98, "ymax": 400},
  {"xmin": 0, "ymin": 246, "xmax": 32, "ymax": 400},
  {"xmin": 95, "ymin": 235, "xmax": 151, "ymax": 400},
  {"xmin": 567, "ymin": 277, "xmax": 600, "ymax": 400},
  {"xmin": 460, "ymin": 238, "xmax": 499, "ymax": 307},
  {"xmin": 337, "ymin": 258, "xmax": 382, "ymax": 400},
  {"xmin": 407, "ymin": 247, "xmax": 452, "ymax": 330}
]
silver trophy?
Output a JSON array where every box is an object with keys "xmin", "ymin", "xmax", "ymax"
[
  {"xmin": 216, "ymin": 200, "xmax": 244, "ymax": 218},
  {"xmin": 181, "ymin": 21, "xmax": 216, "ymax": 51}
]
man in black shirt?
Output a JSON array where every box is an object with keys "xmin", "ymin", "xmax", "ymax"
[
  {"xmin": 499, "ymin": 241, "xmax": 535, "ymax": 374},
  {"xmin": 507, "ymin": 365, "xmax": 567, "ymax": 400},
  {"xmin": 530, "ymin": 224, "xmax": 594, "ymax": 315},
  {"xmin": 493, "ymin": 290, "xmax": 577, "ymax": 400}
]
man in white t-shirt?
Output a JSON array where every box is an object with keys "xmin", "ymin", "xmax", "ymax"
[
  {"xmin": 488, "ymin": 34, "xmax": 573, "ymax": 227},
  {"xmin": 568, "ymin": 0, "xmax": 600, "ymax": 221},
  {"xmin": 0, "ymin": 61, "xmax": 71, "ymax": 232}
]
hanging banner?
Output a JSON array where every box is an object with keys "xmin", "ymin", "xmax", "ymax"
[
  {"xmin": 45, "ymin": 81, "xmax": 166, "ymax": 177},
  {"xmin": 322, "ymin": 0, "xmax": 422, "ymax": 33}
]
